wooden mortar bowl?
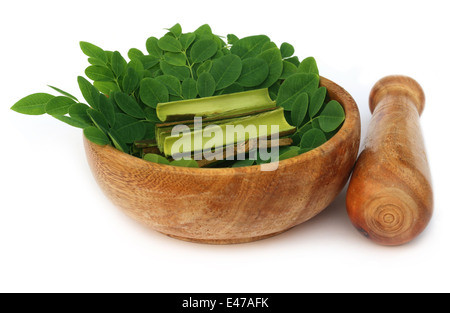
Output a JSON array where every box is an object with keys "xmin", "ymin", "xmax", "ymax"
[{"xmin": 84, "ymin": 77, "xmax": 361, "ymax": 244}]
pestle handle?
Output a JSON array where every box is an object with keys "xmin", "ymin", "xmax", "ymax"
[{"xmin": 346, "ymin": 75, "xmax": 433, "ymax": 245}]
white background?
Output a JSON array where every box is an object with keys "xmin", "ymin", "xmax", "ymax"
[{"xmin": 1, "ymin": 0, "xmax": 449, "ymax": 293}]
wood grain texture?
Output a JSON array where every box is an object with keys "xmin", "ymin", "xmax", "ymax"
[
  {"xmin": 84, "ymin": 77, "xmax": 361, "ymax": 244},
  {"xmin": 346, "ymin": 75, "xmax": 433, "ymax": 245}
]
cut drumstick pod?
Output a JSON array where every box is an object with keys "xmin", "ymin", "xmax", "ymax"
[{"xmin": 346, "ymin": 75, "xmax": 433, "ymax": 245}]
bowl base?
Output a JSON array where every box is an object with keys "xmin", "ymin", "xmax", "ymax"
[{"xmin": 163, "ymin": 228, "xmax": 293, "ymax": 244}]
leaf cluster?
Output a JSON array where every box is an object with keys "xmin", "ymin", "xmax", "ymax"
[{"xmin": 11, "ymin": 23, "xmax": 345, "ymax": 167}]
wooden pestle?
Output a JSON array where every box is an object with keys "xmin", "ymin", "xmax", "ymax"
[{"xmin": 346, "ymin": 75, "xmax": 433, "ymax": 245}]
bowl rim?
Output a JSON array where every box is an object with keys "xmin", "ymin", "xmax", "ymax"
[{"xmin": 85, "ymin": 76, "xmax": 360, "ymax": 175}]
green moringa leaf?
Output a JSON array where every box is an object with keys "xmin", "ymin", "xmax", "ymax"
[
  {"xmin": 261, "ymin": 41, "xmax": 278, "ymax": 52},
  {"xmin": 190, "ymin": 39, "xmax": 218, "ymax": 64},
  {"xmin": 256, "ymin": 47, "xmax": 283, "ymax": 88},
  {"xmin": 140, "ymin": 78, "xmax": 169, "ymax": 108},
  {"xmin": 227, "ymin": 34, "xmax": 239, "ymax": 45},
  {"xmin": 196, "ymin": 60, "xmax": 212, "ymax": 76},
  {"xmin": 128, "ymin": 48, "xmax": 144, "ymax": 60},
  {"xmin": 52, "ymin": 115, "xmax": 91, "ymax": 129},
  {"xmin": 146, "ymin": 36, "xmax": 163, "ymax": 58},
  {"xmin": 237, "ymin": 57, "xmax": 269, "ymax": 87},
  {"xmin": 277, "ymin": 73, "xmax": 319, "ymax": 110},
  {"xmin": 87, "ymin": 108, "xmax": 109, "ymax": 134},
  {"xmin": 105, "ymin": 51, "xmax": 114, "ymax": 64},
  {"xmin": 122, "ymin": 67, "xmax": 140, "ymax": 94},
  {"xmin": 45, "ymin": 96, "xmax": 76, "ymax": 116},
  {"xmin": 211, "ymin": 49, "xmax": 223, "ymax": 61},
  {"xmin": 166, "ymin": 23, "xmax": 182, "ymax": 38},
  {"xmin": 108, "ymin": 129, "xmax": 129, "ymax": 153},
  {"xmin": 284, "ymin": 56, "xmax": 300, "ymax": 67},
  {"xmin": 85, "ymin": 65, "xmax": 115, "ymax": 82},
  {"xmin": 163, "ymin": 52, "xmax": 186, "ymax": 66},
  {"xmin": 318, "ymin": 100, "xmax": 345, "ymax": 132},
  {"xmin": 309, "ymin": 86, "xmax": 327, "ymax": 118},
  {"xmin": 143, "ymin": 153, "xmax": 170, "ymax": 165},
  {"xmin": 298, "ymin": 56, "xmax": 319, "ymax": 75},
  {"xmin": 160, "ymin": 61, "xmax": 190, "ymax": 81},
  {"xmin": 209, "ymin": 54, "xmax": 242, "ymax": 90},
  {"xmin": 113, "ymin": 113, "xmax": 146, "ymax": 143},
  {"xmin": 114, "ymin": 92, "xmax": 146, "ymax": 119},
  {"xmin": 311, "ymin": 117, "xmax": 321, "ymax": 129},
  {"xmin": 126, "ymin": 59, "xmax": 144, "ymax": 73},
  {"xmin": 93, "ymin": 81, "xmax": 120, "ymax": 95},
  {"xmin": 230, "ymin": 35, "xmax": 270, "ymax": 59},
  {"xmin": 157, "ymin": 35, "xmax": 182, "ymax": 52},
  {"xmin": 11, "ymin": 93, "xmax": 55, "ymax": 115},
  {"xmin": 79, "ymin": 41, "xmax": 107, "ymax": 63},
  {"xmin": 68, "ymin": 103, "xmax": 91, "ymax": 124},
  {"xmin": 194, "ymin": 24, "xmax": 214, "ymax": 39},
  {"xmin": 299, "ymin": 128, "xmax": 327, "ymax": 153},
  {"xmin": 280, "ymin": 42, "xmax": 295, "ymax": 58},
  {"xmin": 197, "ymin": 72, "xmax": 216, "ymax": 97},
  {"xmin": 139, "ymin": 55, "xmax": 160, "ymax": 69},
  {"xmin": 111, "ymin": 51, "xmax": 127, "ymax": 77},
  {"xmin": 144, "ymin": 107, "xmax": 160, "ymax": 122},
  {"xmin": 280, "ymin": 60, "xmax": 298, "ymax": 79},
  {"xmin": 77, "ymin": 76, "xmax": 100, "ymax": 110},
  {"xmin": 182, "ymin": 78, "xmax": 197, "ymax": 100},
  {"xmin": 155, "ymin": 75, "xmax": 182, "ymax": 96},
  {"xmin": 47, "ymin": 85, "xmax": 78, "ymax": 101},
  {"xmin": 99, "ymin": 94, "xmax": 116, "ymax": 127},
  {"xmin": 84, "ymin": 126, "xmax": 110, "ymax": 145},
  {"xmin": 179, "ymin": 32, "xmax": 196, "ymax": 50},
  {"xmin": 290, "ymin": 93, "xmax": 309, "ymax": 127},
  {"xmin": 88, "ymin": 57, "xmax": 106, "ymax": 66}
]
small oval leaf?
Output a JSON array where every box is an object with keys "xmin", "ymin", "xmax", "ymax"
[
  {"xmin": 160, "ymin": 61, "xmax": 190, "ymax": 81},
  {"xmin": 77, "ymin": 76, "xmax": 100, "ymax": 110},
  {"xmin": 277, "ymin": 73, "xmax": 319, "ymax": 111},
  {"xmin": 197, "ymin": 72, "xmax": 216, "ymax": 97},
  {"xmin": 47, "ymin": 85, "xmax": 78, "ymax": 101},
  {"xmin": 79, "ymin": 41, "xmax": 107, "ymax": 63},
  {"xmin": 69, "ymin": 103, "xmax": 91, "ymax": 124},
  {"xmin": 146, "ymin": 36, "xmax": 163, "ymax": 58},
  {"xmin": 299, "ymin": 128, "xmax": 327, "ymax": 153},
  {"xmin": 182, "ymin": 78, "xmax": 197, "ymax": 100},
  {"xmin": 237, "ymin": 57, "xmax": 269, "ymax": 87},
  {"xmin": 11, "ymin": 93, "xmax": 55, "ymax": 115},
  {"xmin": 111, "ymin": 51, "xmax": 126, "ymax": 77},
  {"xmin": 280, "ymin": 42, "xmax": 295, "ymax": 58},
  {"xmin": 291, "ymin": 93, "xmax": 309, "ymax": 127},
  {"xmin": 85, "ymin": 65, "xmax": 115, "ymax": 82},
  {"xmin": 298, "ymin": 57, "xmax": 319, "ymax": 75},
  {"xmin": 190, "ymin": 39, "xmax": 218, "ymax": 64},
  {"xmin": 157, "ymin": 35, "xmax": 182, "ymax": 52},
  {"xmin": 309, "ymin": 86, "xmax": 327, "ymax": 118},
  {"xmin": 45, "ymin": 96, "xmax": 76, "ymax": 116},
  {"xmin": 163, "ymin": 52, "xmax": 187, "ymax": 66},
  {"xmin": 114, "ymin": 92, "xmax": 146, "ymax": 119},
  {"xmin": 140, "ymin": 78, "xmax": 169, "ymax": 108},
  {"xmin": 155, "ymin": 75, "xmax": 182, "ymax": 96},
  {"xmin": 84, "ymin": 127, "xmax": 110, "ymax": 145},
  {"xmin": 210, "ymin": 54, "xmax": 242, "ymax": 90},
  {"xmin": 318, "ymin": 100, "xmax": 345, "ymax": 132}
]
